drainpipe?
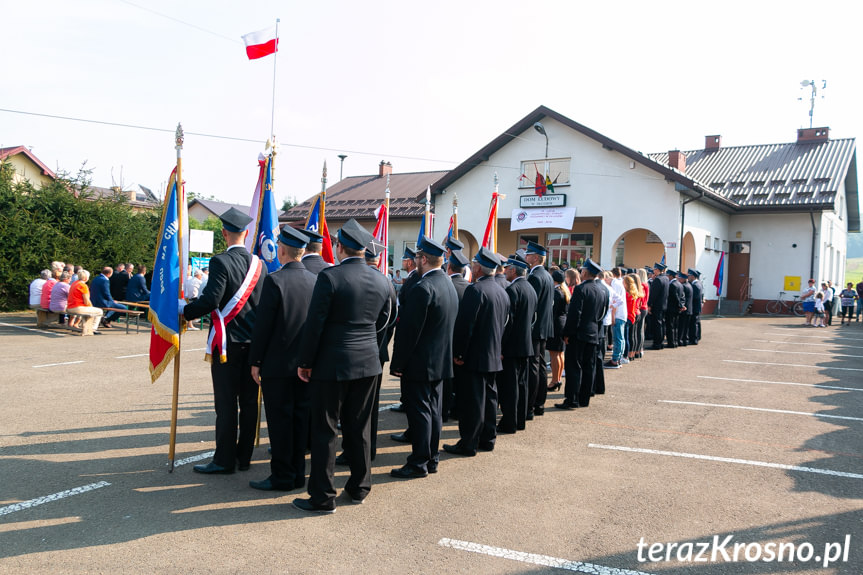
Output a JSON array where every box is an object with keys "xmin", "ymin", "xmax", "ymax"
[
  {"xmin": 679, "ymin": 189, "xmax": 705, "ymax": 270},
  {"xmin": 809, "ymin": 210, "xmax": 817, "ymax": 280}
]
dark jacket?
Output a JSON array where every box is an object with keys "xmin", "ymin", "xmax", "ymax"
[
  {"xmin": 494, "ymin": 274, "xmax": 509, "ymax": 289},
  {"xmin": 450, "ymin": 273, "xmax": 469, "ymax": 302},
  {"xmin": 648, "ymin": 274, "xmax": 669, "ymax": 313},
  {"xmin": 690, "ymin": 280, "xmax": 703, "ymax": 314},
  {"xmin": 527, "ymin": 265, "xmax": 555, "ymax": 340},
  {"xmin": 666, "ymin": 278, "xmax": 685, "ymax": 313},
  {"xmin": 301, "ymin": 253, "xmax": 330, "ymax": 275},
  {"xmin": 552, "ymin": 285, "xmax": 568, "ymax": 340},
  {"xmin": 183, "ymin": 246, "xmax": 267, "ymax": 343},
  {"xmin": 390, "ymin": 269, "xmax": 458, "ymax": 380},
  {"xmin": 502, "ymin": 277, "xmax": 538, "ymax": 358},
  {"xmin": 398, "ymin": 269, "xmax": 420, "ymax": 308},
  {"xmin": 562, "ymin": 277, "xmax": 609, "ymax": 344},
  {"xmin": 126, "ymin": 273, "xmax": 150, "ymax": 302},
  {"xmin": 91, "ymin": 274, "xmax": 116, "ymax": 309},
  {"xmin": 298, "ymin": 258, "xmax": 393, "ymax": 381},
  {"xmin": 452, "ymin": 275, "xmax": 510, "ymax": 373},
  {"xmin": 378, "ymin": 277, "xmax": 397, "ymax": 364},
  {"xmin": 109, "ymin": 271, "xmax": 130, "ymax": 301},
  {"xmin": 248, "ymin": 261, "xmax": 317, "ymax": 377},
  {"xmin": 681, "ymin": 281, "xmax": 693, "ymax": 316}
]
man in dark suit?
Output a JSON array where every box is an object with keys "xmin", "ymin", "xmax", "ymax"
[
  {"xmin": 181, "ymin": 207, "xmax": 267, "ymax": 475},
  {"xmin": 525, "ymin": 241, "xmax": 555, "ymax": 418},
  {"xmin": 91, "ymin": 266, "xmax": 127, "ymax": 326},
  {"xmin": 389, "ymin": 236, "xmax": 458, "ymax": 479},
  {"xmin": 494, "ymin": 254, "xmax": 509, "ymax": 289},
  {"xmin": 300, "ymin": 229, "xmax": 331, "ymax": 275},
  {"xmin": 293, "ymin": 219, "xmax": 393, "ymax": 513},
  {"xmin": 677, "ymin": 272, "xmax": 693, "ymax": 347},
  {"xmin": 648, "ymin": 262, "xmax": 669, "ymax": 350},
  {"xmin": 248, "ymin": 226, "xmax": 317, "ymax": 491},
  {"xmin": 390, "ymin": 246, "xmax": 419, "ymax": 426},
  {"xmin": 442, "ymin": 250, "xmax": 470, "ymax": 421},
  {"xmin": 109, "ymin": 263, "xmax": 129, "ymax": 301},
  {"xmin": 687, "ymin": 269, "xmax": 703, "ymax": 345},
  {"xmin": 444, "ymin": 247, "xmax": 509, "ymax": 457},
  {"xmin": 665, "ymin": 269, "xmax": 685, "ymax": 348},
  {"xmin": 557, "ymin": 260, "xmax": 609, "ymax": 409},
  {"xmin": 497, "ymin": 254, "xmax": 537, "ymax": 433},
  {"xmin": 126, "ymin": 265, "xmax": 150, "ymax": 302}
]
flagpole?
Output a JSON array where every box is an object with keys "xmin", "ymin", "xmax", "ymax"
[
  {"xmin": 385, "ymin": 173, "xmax": 390, "ymax": 271},
  {"xmin": 493, "ymin": 172, "xmax": 499, "ymax": 253},
  {"xmin": 425, "ymin": 185, "xmax": 431, "ymax": 239},
  {"xmin": 270, "ymin": 18, "xmax": 280, "ymax": 141},
  {"xmin": 452, "ymin": 193, "xmax": 458, "ymax": 240},
  {"xmin": 169, "ymin": 123, "xmax": 185, "ymax": 473}
]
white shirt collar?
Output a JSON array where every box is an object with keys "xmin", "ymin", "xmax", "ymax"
[
  {"xmin": 422, "ymin": 268, "xmax": 443, "ymax": 278},
  {"xmin": 529, "ymin": 264, "xmax": 543, "ymax": 274},
  {"xmin": 227, "ymin": 244, "xmax": 246, "ymax": 251}
]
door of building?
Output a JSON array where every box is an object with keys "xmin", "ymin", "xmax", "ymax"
[{"xmin": 728, "ymin": 242, "xmax": 751, "ymax": 300}]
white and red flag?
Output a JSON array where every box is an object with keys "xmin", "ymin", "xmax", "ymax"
[
  {"xmin": 372, "ymin": 202, "xmax": 389, "ymax": 276},
  {"xmin": 241, "ymin": 26, "xmax": 279, "ymax": 60}
]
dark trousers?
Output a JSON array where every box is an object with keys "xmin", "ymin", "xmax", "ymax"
[
  {"xmin": 309, "ymin": 376, "xmax": 376, "ymax": 508},
  {"xmin": 664, "ymin": 311, "xmax": 679, "ymax": 348},
  {"xmin": 677, "ymin": 314, "xmax": 690, "ymax": 346},
  {"xmin": 635, "ymin": 309, "xmax": 647, "ymax": 353},
  {"xmin": 498, "ymin": 356, "xmax": 528, "ymax": 431},
  {"xmin": 594, "ymin": 330, "xmax": 606, "ymax": 394},
  {"xmin": 104, "ymin": 302, "xmax": 128, "ymax": 323},
  {"xmin": 457, "ymin": 371, "xmax": 497, "ymax": 452},
  {"xmin": 210, "ymin": 343, "xmax": 258, "ymax": 469},
  {"xmin": 527, "ymin": 338, "xmax": 548, "ymax": 412},
  {"xmin": 650, "ymin": 312, "xmax": 665, "ymax": 349},
  {"xmin": 402, "ymin": 377, "xmax": 442, "ymax": 471},
  {"xmin": 687, "ymin": 313, "xmax": 701, "ymax": 344},
  {"xmin": 370, "ymin": 371, "xmax": 383, "ymax": 459},
  {"xmin": 262, "ymin": 375, "xmax": 310, "ymax": 488},
  {"xmin": 825, "ymin": 300, "xmax": 834, "ymax": 325},
  {"xmin": 564, "ymin": 339, "xmax": 597, "ymax": 407}
]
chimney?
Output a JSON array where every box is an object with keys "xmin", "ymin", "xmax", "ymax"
[
  {"xmin": 378, "ymin": 160, "xmax": 392, "ymax": 177},
  {"xmin": 705, "ymin": 135, "xmax": 722, "ymax": 150},
  {"xmin": 667, "ymin": 150, "xmax": 686, "ymax": 173},
  {"xmin": 797, "ymin": 127, "xmax": 830, "ymax": 144}
]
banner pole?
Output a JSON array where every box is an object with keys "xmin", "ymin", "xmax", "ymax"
[
  {"xmin": 270, "ymin": 18, "xmax": 280, "ymax": 141},
  {"xmin": 169, "ymin": 123, "xmax": 185, "ymax": 473},
  {"xmin": 452, "ymin": 193, "xmax": 458, "ymax": 240}
]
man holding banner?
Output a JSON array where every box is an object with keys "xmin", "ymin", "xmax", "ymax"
[{"xmin": 180, "ymin": 207, "xmax": 267, "ymax": 475}]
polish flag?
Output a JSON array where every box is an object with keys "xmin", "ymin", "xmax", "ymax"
[{"xmin": 241, "ymin": 27, "xmax": 278, "ymax": 60}]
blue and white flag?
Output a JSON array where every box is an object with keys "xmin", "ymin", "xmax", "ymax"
[{"xmin": 247, "ymin": 154, "xmax": 280, "ymax": 273}]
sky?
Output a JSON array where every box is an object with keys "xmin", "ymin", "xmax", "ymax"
[{"xmin": 1, "ymin": 0, "xmax": 859, "ymax": 210}]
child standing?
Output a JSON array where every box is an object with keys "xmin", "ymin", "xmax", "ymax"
[
  {"xmin": 814, "ymin": 292, "xmax": 826, "ymax": 327},
  {"xmin": 839, "ymin": 283, "xmax": 858, "ymax": 326}
]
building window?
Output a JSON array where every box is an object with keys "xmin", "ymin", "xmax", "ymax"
[
  {"xmin": 518, "ymin": 234, "xmax": 539, "ymax": 249},
  {"xmin": 705, "ymin": 235, "xmax": 712, "ymax": 250},
  {"xmin": 713, "ymin": 237, "xmax": 721, "ymax": 251},
  {"xmin": 615, "ymin": 238, "xmax": 624, "ymax": 267},
  {"xmin": 547, "ymin": 233, "xmax": 593, "ymax": 268},
  {"xmin": 519, "ymin": 158, "xmax": 571, "ymax": 189}
]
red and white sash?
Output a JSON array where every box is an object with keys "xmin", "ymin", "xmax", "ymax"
[{"xmin": 205, "ymin": 255, "xmax": 262, "ymax": 363}]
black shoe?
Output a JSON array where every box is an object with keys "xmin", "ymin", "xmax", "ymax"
[
  {"xmin": 249, "ymin": 477, "xmax": 295, "ymax": 491},
  {"xmin": 390, "ymin": 432, "xmax": 411, "ymax": 443},
  {"xmin": 547, "ymin": 381, "xmax": 562, "ymax": 392},
  {"xmin": 193, "ymin": 462, "xmax": 233, "ymax": 474},
  {"xmin": 525, "ymin": 412, "xmax": 534, "ymax": 421},
  {"xmin": 237, "ymin": 462, "xmax": 251, "ymax": 471},
  {"xmin": 428, "ymin": 463, "xmax": 438, "ymax": 474},
  {"xmin": 335, "ymin": 452, "xmax": 349, "ymax": 466},
  {"xmin": 534, "ymin": 406, "xmax": 545, "ymax": 416},
  {"xmin": 390, "ymin": 465, "xmax": 428, "ymax": 479},
  {"xmin": 496, "ymin": 426, "xmax": 516, "ymax": 434},
  {"xmin": 478, "ymin": 442, "xmax": 495, "ymax": 452},
  {"xmin": 292, "ymin": 497, "xmax": 335, "ymax": 514},
  {"xmin": 343, "ymin": 490, "xmax": 366, "ymax": 504},
  {"xmin": 516, "ymin": 424, "xmax": 526, "ymax": 431},
  {"xmin": 443, "ymin": 443, "xmax": 476, "ymax": 457},
  {"xmin": 555, "ymin": 401, "xmax": 578, "ymax": 410},
  {"xmin": 390, "ymin": 403, "xmax": 406, "ymax": 413}
]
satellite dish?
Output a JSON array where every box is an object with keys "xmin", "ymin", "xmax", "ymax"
[{"xmin": 800, "ymin": 80, "xmax": 811, "ymax": 87}]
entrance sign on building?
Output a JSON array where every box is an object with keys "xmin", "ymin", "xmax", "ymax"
[
  {"xmin": 510, "ymin": 207, "xmax": 576, "ymax": 231},
  {"xmin": 665, "ymin": 241, "xmax": 677, "ymax": 249},
  {"xmin": 784, "ymin": 276, "xmax": 801, "ymax": 291},
  {"xmin": 189, "ymin": 229, "xmax": 214, "ymax": 254},
  {"xmin": 519, "ymin": 194, "xmax": 566, "ymax": 208}
]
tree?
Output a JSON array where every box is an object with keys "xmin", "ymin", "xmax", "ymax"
[{"xmin": 281, "ymin": 196, "xmax": 298, "ymax": 212}]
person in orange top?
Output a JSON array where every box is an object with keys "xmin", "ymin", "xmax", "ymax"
[
  {"xmin": 623, "ymin": 274, "xmax": 641, "ymax": 362},
  {"xmin": 67, "ymin": 270, "xmax": 104, "ymax": 330}
]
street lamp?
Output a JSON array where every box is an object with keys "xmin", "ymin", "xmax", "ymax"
[
  {"xmin": 337, "ymin": 154, "xmax": 347, "ymax": 181},
  {"xmin": 533, "ymin": 122, "xmax": 548, "ymax": 158}
]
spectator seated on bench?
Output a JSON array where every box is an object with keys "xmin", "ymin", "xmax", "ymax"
[
  {"xmin": 49, "ymin": 271, "xmax": 72, "ymax": 317},
  {"xmin": 67, "ymin": 270, "xmax": 103, "ymax": 331},
  {"xmin": 126, "ymin": 264, "xmax": 151, "ymax": 302},
  {"xmin": 29, "ymin": 269, "xmax": 51, "ymax": 310},
  {"xmin": 91, "ymin": 266, "xmax": 127, "ymax": 328}
]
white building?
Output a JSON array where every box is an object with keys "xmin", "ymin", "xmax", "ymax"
[{"xmin": 429, "ymin": 106, "xmax": 858, "ymax": 313}]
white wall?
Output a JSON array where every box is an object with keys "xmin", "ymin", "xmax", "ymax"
[{"xmin": 683, "ymin": 201, "xmax": 730, "ymax": 300}]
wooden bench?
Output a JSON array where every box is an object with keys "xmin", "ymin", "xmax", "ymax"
[
  {"xmin": 35, "ymin": 308, "xmax": 99, "ymax": 336},
  {"xmin": 103, "ymin": 307, "xmax": 146, "ymax": 334}
]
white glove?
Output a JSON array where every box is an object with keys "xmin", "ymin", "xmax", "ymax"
[{"xmin": 177, "ymin": 298, "xmax": 187, "ymax": 315}]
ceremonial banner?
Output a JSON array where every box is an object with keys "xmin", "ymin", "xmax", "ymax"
[
  {"xmin": 149, "ymin": 168, "xmax": 188, "ymax": 382},
  {"xmin": 305, "ymin": 194, "xmax": 334, "ymax": 264},
  {"xmin": 714, "ymin": 251, "xmax": 725, "ymax": 296},
  {"xmin": 246, "ymin": 154, "xmax": 280, "ymax": 273},
  {"xmin": 373, "ymin": 202, "xmax": 389, "ymax": 276},
  {"xmin": 509, "ymin": 207, "xmax": 576, "ymax": 232},
  {"xmin": 482, "ymin": 192, "xmax": 500, "ymax": 252},
  {"xmin": 241, "ymin": 26, "xmax": 279, "ymax": 60}
]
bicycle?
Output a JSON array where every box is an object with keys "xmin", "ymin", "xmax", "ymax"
[{"xmin": 765, "ymin": 291, "xmax": 804, "ymax": 316}]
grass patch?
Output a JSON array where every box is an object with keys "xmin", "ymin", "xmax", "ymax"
[{"xmin": 847, "ymin": 257, "xmax": 863, "ymax": 280}]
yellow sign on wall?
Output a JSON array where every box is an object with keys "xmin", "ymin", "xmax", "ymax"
[{"xmin": 785, "ymin": 276, "xmax": 801, "ymax": 291}]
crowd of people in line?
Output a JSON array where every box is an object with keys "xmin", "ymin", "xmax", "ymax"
[
  {"xmin": 800, "ymin": 277, "xmax": 863, "ymax": 328},
  {"xmin": 28, "ymin": 261, "xmax": 151, "ymax": 331},
  {"xmin": 169, "ymin": 206, "xmax": 716, "ymax": 514}
]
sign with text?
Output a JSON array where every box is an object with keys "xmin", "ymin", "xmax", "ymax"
[
  {"xmin": 189, "ymin": 229, "xmax": 214, "ymax": 254},
  {"xmin": 191, "ymin": 256, "xmax": 211, "ymax": 271},
  {"xmin": 510, "ymin": 207, "xmax": 577, "ymax": 231},
  {"xmin": 519, "ymin": 194, "xmax": 566, "ymax": 208}
]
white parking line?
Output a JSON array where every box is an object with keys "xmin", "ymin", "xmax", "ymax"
[
  {"xmin": 0, "ymin": 322, "xmax": 65, "ymax": 337},
  {"xmin": 742, "ymin": 348, "xmax": 863, "ymax": 359},
  {"xmin": 172, "ymin": 451, "xmax": 216, "ymax": 467},
  {"xmin": 658, "ymin": 400, "xmax": 863, "ymax": 423},
  {"xmin": 764, "ymin": 331, "xmax": 863, "ymax": 341},
  {"xmin": 588, "ymin": 444, "xmax": 863, "ymax": 480},
  {"xmin": 116, "ymin": 353, "xmax": 148, "ymax": 359},
  {"xmin": 438, "ymin": 538, "xmax": 655, "ymax": 575},
  {"xmin": 723, "ymin": 360, "xmax": 863, "ymax": 372},
  {"xmin": 753, "ymin": 339, "xmax": 863, "ymax": 350},
  {"xmin": 697, "ymin": 375, "xmax": 863, "ymax": 392},
  {"xmin": 0, "ymin": 481, "xmax": 111, "ymax": 516},
  {"xmin": 32, "ymin": 360, "xmax": 85, "ymax": 368}
]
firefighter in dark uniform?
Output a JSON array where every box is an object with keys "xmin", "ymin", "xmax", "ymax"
[
  {"xmin": 389, "ymin": 247, "xmax": 418, "ymax": 419},
  {"xmin": 648, "ymin": 262, "xmax": 669, "ymax": 350},
  {"xmin": 665, "ymin": 269, "xmax": 685, "ymax": 348},
  {"xmin": 247, "ymin": 226, "xmax": 316, "ymax": 491},
  {"xmin": 180, "ymin": 207, "xmax": 267, "ymax": 475},
  {"xmin": 525, "ymin": 242, "xmax": 555, "ymax": 418},
  {"xmin": 300, "ymin": 229, "xmax": 331, "ymax": 275},
  {"xmin": 677, "ymin": 271, "xmax": 693, "ymax": 347},
  {"xmin": 443, "ymin": 250, "xmax": 470, "ymax": 422},
  {"xmin": 687, "ymin": 269, "xmax": 703, "ymax": 345}
]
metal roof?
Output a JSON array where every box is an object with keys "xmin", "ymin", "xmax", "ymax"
[
  {"xmin": 649, "ymin": 138, "xmax": 856, "ymax": 209},
  {"xmin": 282, "ymin": 170, "xmax": 448, "ymax": 222}
]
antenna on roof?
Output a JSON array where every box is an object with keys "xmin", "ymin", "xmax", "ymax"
[{"xmin": 798, "ymin": 79, "xmax": 826, "ymax": 129}]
